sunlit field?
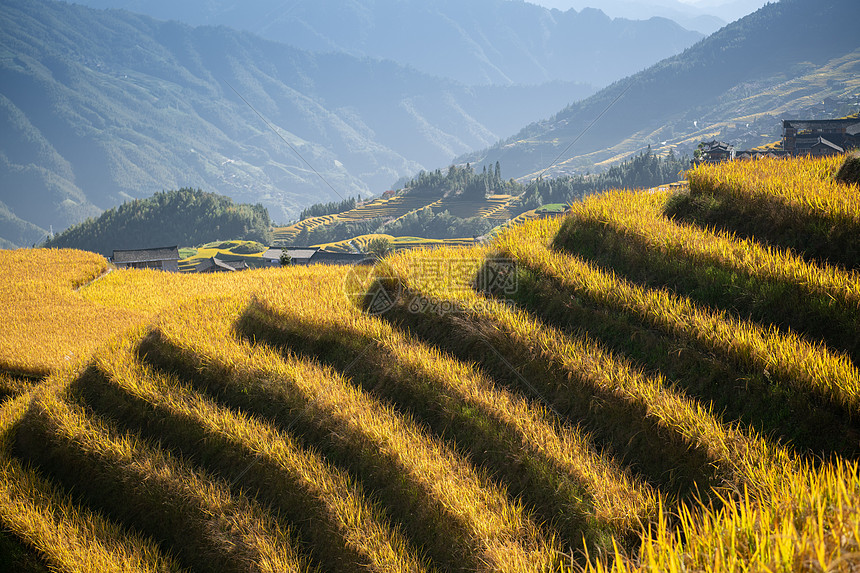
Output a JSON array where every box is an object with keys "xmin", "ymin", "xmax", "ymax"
[{"xmin": 1, "ymin": 154, "xmax": 859, "ymax": 572}]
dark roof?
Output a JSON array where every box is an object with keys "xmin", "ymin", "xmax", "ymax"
[
  {"xmin": 263, "ymin": 248, "xmax": 319, "ymax": 261},
  {"xmin": 112, "ymin": 246, "xmax": 180, "ymax": 264},
  {"xmin": 795, "ymin": 134, "xmax": 851, "ymax": 151},
  {"xmin": 704, "ymin": 140, "xmax": 734, "ymax": 152},
  {"xmin": 811, "ymin": 137, "xmax": 844, "ymax": 152},
  {"xmin": 309, "ymin": 251, "xmax": 374, "ymax": 265},
  {"xmin": 196, "ymin": 257, "xmax": 248, "ymax": 272},
  {"xmin": 783, "ymin": 119, "xmax": 860, "ymax": 134}
]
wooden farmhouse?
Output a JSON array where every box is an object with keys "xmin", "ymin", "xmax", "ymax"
[
  {"xmin": 262, "ymin": 248, "xmax": 318, "ymax": 266},
  {"xmin": 195, "ymin": 257, "xmax": 249, "ymax": 273},
  {"xmin": 262, "ymin": 248, "xmax": 373, "ymax": 266},
  {"xmin": 112, "ymin": 246, "xmax": 180, "ymax": 272},
  {"xmin": 809, "ymin": 136, "xmax": 845, "ymax": 157},
  {"xmin": 782, "ymin": 119, "xmax": 860, "ymax": 156},
  {"xmin": 701, "ymin": 140, "xmax": 736, "ymax": 163},
  {"xmin": 308, "ymin": 251, "xmax": 374, "ymax": 265}
]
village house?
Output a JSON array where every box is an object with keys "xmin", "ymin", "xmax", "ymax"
[
  {"xmin": 782, "ymin": 118, "xmax": 859, "ymax": 156},
  {"xmin": 194, "ymin": 257, "xmax": 249, "ymax": 273},
  {"xmin": 262, "ymin": 247, "xmax": 373, "ymax": 266},
  {"xmin": 809, "ymin": 136, "xmax": 845, "ymax": 157},
  {"xmin": 308, "ymin": 251, "xmax": 374, "ymax": 265},
  {"xmin": 112, "ymin": 246, "xmax": 180, "ymax": 272},
  {"xmin": 262, "ymin": 247, "xmax": 318, "ymax": 266},
  {"xmin": 698, "ymin": 140, "xmax": 735, "ymax": 163}
]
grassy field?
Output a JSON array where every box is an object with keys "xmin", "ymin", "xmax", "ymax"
[
  {"xmin": 177, "ymin": 240, "xmax": 270, "ymax": 272},
  {"xmin": 1, "ymin": 154, "xmax": 859, "ymax": 571}
]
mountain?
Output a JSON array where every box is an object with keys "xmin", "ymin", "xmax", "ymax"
[
  {"xmin": 557, "ymin": 0, "xmax": 773, "ymax": 33},
  {"xmin": 458, "ymin": 0, "xmax": 860, "ymax": 180},
  {"xmin": 0, "ymin": 0, "xmax": 597, "ymax": 247},
  {"xmin": 554, "ymin": 0, "xmax": 729, "ymax": 34},
  {"xmin": 69, "ymin": 0, "xmax": 704, "ymax": 87},
  {"xmin": 691, "ymin": 0, "xmax": 775, "ymax": 22}
]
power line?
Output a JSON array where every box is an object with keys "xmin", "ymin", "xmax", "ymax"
[
  {"xmin": 536, "ymin": 79, "xmax": 636, "ymax": 180},
  {"xmin": 224, "ymin": 79, "xmax": 345, "ymax": 201}
]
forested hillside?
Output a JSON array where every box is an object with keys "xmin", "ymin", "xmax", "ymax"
[
  {"xmin": 43, "ymin": 188, "xmax": 271, "ymax": 256},
  {"xmin": 460, "ymin": 0, "xmax": 860, "ymax": 179},
  {"xmin": 286, "ymin": 150, "xmax": 689, "ymax": 244}
]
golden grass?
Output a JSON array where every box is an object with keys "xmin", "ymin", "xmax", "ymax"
[
  {"xmin": 144, "ymin": 291, "xmax": 567, "ymax": 573},
  {"xmin": 0, "ymin": 249, "xmax": 148, "ymax": 376},
  {"xmin": 86, "ymin": 332, "xmax": 431, "ymax": 573},
  {"xmin": 0, "ymin": 372, "xmax": 38, "ymax": 399},
  {"xmin": 593, "ymin": 459, "xmax": 860, "ymax": 572},
  {"xmin": 3, "ymin": 154, "xmax": 860, "ymax": 571},
  {"xmin": 243, "ymin": 270, "xmax": 657, "ymax": 535},
  {"xmin": 684, "ymin": 155, "xmax": 860, "ymax": 269},
  {"xmin": 376, "ymin": 234, "xmax": 860, "ymax": 571},
  {"xmin": 688, "ymin": 155, "xmax": 851, "ymax": 220},
  {"xmin": 496, "ymin": 217, "xmax": 860, "ymax": 415},
  {"xmin": 553, "ymin": 187, "xmax": 860, "ymax": 365},
  {"xmin": 564, "ymin": 188, "xmax": 860, "ymax": 310},
  {"xmin": 20, "ymin": 377, "xmax": 312, "ymax": 573},
  {"xmin": 0, "ymin": 393, "xmax": 184, "ymax": 573},
  {"xmin": 378, "ymin": 244, "xmax": 796, "ymax": 494}
]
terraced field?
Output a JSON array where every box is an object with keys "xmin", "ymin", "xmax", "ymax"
[
  {"xmin": 2, "ymin": 154, "xmax": 859, "ymax": 572},
  {"xmin": 430, "ymin": 195, "xmax": 516, "ymax": 220},
  {"xmin": 273, "ymin": 193, "xmax": 519, "ymax": 245},
  {"xmin": 177, "ymin": 240, "xmax": 270, "ymax": 272},
  {"xmin": 272, "ymin": 195, "xmax": 440, "ymax": 244},
  {"xmin": 313, "ymin": 234, "xmax": 477, "ymax": 254}
]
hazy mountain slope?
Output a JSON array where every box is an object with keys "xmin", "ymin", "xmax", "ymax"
[
  {"xmin": 459, "ymin": 0, "xmax": 860, "ymax": 180},
  {"xmin": 70, "ymin": 0, "xmax": 704, "ymax": 87},
  {"xmin": 0, "ymin": 0, "xmax": 594, "ymax": 246}
]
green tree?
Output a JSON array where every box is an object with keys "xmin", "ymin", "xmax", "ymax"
[
  {"xmin": 279, "ymin": 251, "xmax": 292, "ymax": 266},
  {"xmin": 366, "ymin": 237, "xmax": 391, "ymax": 259}
]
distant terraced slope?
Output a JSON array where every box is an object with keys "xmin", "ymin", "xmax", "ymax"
[
  {"xmin": 273, "ymin": 193, "xmax": 519, "ymax": 247},
  {"xmin": 1, "ymin": 154, "xmax": 859, "ymax": 572}
]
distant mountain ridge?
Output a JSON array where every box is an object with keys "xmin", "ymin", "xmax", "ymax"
[
  {"xmin": 0, "ymin": 0, "xmax": 598, "ymax": 247},
  {"xmin": 557, "ymin": 0, "xmax": 771, "ymax": 34},
  {"xmin": 458, "ymin": 0, "xmax": 860, "ymax": 180},
  {"xmin": 70, "ymin": 0, "xmax": 704, "ymax": 87}
]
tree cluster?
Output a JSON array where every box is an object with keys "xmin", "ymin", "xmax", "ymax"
[
  {"xmin": 405, "ymin": 162, "xmax": 513, "ymax": 198},
  {"xmin": 300, "ymin": 196, "xmax": 359, "ymax": 220},
  {"xmin": 44, "ymin": 188, "xmax": 272, "ymax": 256},
  {"xmin": 514, "ymin": 148, "xmax": 689, "ymax": 212},
  {"xmin": 290, "ymin": 151, "xmax": 689, "ymax": 244},
  {"xmin": 382, "ymin": 208, "xmax": 494, "ymax": 239}
]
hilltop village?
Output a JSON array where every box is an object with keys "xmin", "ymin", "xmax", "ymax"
[{"xmin": 696, "ymin": 118, "xmax": 860, "ymax": 162}]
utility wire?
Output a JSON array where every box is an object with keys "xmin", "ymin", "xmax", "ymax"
[
  {"xmin": 224, "ymin": 79, "xmax": 345, "ymax": 201},
  {"xmin": 536, "ymin": 79, "xmax": 636, "ymax": 180}
]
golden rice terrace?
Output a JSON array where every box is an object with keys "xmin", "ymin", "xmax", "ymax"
[{"xmin": 2, "ymin": 155, "xmax": 860, "ymax": 572}]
